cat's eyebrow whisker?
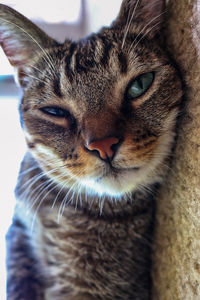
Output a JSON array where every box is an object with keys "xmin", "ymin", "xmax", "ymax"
[
  {"xmin": 121, "ymin": 0, "xmax": 140, "ymax": 49},
  {"xmin": 27, "ymin": 64, "xmax": 52, "ymax": 81},
  {"xmin": 129, "ymin": 20, "xmax": 162, "ymax": 54},
  {"xmin": 128, "ymin": 11, "xmax": 166, "ymax": 54},
  {"xmin": 0, "ymin": 17, "xmax": 56, "ymax": 76},
  {"xmin": 22, "ymin": 73, "xmax": 49, "ymax": 85}
]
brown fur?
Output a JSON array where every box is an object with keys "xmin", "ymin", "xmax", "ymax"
[{"xmin": 0, "ymin": 1, "xmax": 183, "ymax": 299}]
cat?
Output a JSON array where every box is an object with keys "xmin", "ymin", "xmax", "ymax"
[{"xmin": 0, "ymin": 0, "xmax": 183, "ymax": 299}]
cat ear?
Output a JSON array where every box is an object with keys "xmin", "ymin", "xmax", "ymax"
[
  {"xmin": 113, "ymin": 0, "xmax": 165, "ymax": 37},
  {"xmin": 0, "ymin": 4, "xmax": 56, "ymax": 86}
]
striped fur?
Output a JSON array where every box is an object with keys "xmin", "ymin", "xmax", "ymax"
[{"xmin": 0, "ymin": 1, "xmax": 183, "ymax": 299}]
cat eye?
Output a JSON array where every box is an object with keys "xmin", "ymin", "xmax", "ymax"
[
  {"xmin": 40, "ymin": 106, "xmax": 69, "ymax": 118},
  {"xmin": 127, "ymin": 72, "xmax": 154, "ymax": 99}
]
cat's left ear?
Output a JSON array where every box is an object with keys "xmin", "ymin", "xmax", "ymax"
[{"xmin": 113, "ymin": 0, "xmax": 165, "ymax": 37}]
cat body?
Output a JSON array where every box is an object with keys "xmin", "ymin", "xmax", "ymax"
[
  {"xmin": 10, "ymin": 152, "xmax": 156, "ymax": 300},
  {"xmin": 0, "ymin": 1, "xmax": 183, "ymax": 299}
]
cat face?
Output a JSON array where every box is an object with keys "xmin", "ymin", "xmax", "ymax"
[{"xmin": 0, "ymin": 1, "xmax": 183, "ymax": 198}]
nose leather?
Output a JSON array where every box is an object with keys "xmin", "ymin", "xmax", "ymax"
[{"xmin": 87, "ymin": 137, "xmax": 119, "ymax": 160}]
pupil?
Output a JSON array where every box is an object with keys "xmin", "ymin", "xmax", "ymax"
[{"xmin": 137, "ymin": 77, "xmax": 144, "ymax": 90}]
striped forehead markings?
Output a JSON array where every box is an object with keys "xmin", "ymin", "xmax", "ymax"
[
  {"xmin": 53, "ymin": 76, "xmax": 63, "ymax": 98},
  {"xmin": 65, "ymin": 42, "xmax": 77, "ymax": 82},
  {"xmin": 63, "ymin": 36, "xmax": 130, "ymax": 84}
]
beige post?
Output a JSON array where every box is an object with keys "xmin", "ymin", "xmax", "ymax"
[{"xmin": 153, "ymin": 1, "xmax": 200, "ymax": 299}]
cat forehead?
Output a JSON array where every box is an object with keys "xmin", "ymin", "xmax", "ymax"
[
  {"xmin": 24, "ymin": 29, "xmax": 167, "ymax": 109},
  {"xmin": 63, "ymin": 30, "xmax": 158, "ymax": 70},
  {"xmin": 57, "ymin": 30, "xmax": 163, "ymax": 86}
]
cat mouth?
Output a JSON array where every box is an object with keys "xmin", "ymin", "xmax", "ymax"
[
  {"xmin": 95, "ymin": 166, "xmax": 141, "ymax": 182},
  {"xmin": 82, "ymin": 166, "xmax": 142, "ymax": 197}
]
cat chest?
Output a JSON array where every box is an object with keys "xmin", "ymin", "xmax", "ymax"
[{"xmin": 33, "ymin": 207, "xmax": 151, "ymax": 298}]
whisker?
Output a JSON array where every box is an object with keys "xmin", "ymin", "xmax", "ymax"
[
  {"xmin": 27, "ymin": 63, "xmax": 52, "ymax": 81},
  {"xmin": 129, "ymin": 20, "xmax": 162, "ymax": 55},
  {"xmin": 26, "ymin": 178, "xmax": 53, "ymax": 213},
  {"xmin": 18, "ymin": 165, "xmax": 39, "ymax": 177},
  {"xmin": 24, "ymin": 179, "xmax": 49, "ymax": 209},
  {"xmin": 158, "ymin": 161, "xmax": 176, "ymax": 177},
  {"xmin": 49, "ymin": 171, "xmax": 79, "ymax": 211},
  {"xmin": 121, "ymin": 0, "xmax": 140, "ymax": 49},
  {"xmin": 22, "ymin": 73, "xmax": 49, "ymax": 85},
  {"xmin": 128, "ymin": 11, "xmax": 166, "ymax": 54},
  {"xmin": 0, "ymin": 18, "xmax": 56, "ymax": 75},
  {"xmin": 18, "ymin": 170, "xmax": 47, "ymax": 194},
  {"xmin": 18, "ymin": 167, "xmax": 59, "ymax": 194},
  {"xmin": 84, "ymin": 185, "xmax": 88, "ymax": 204},
  {"xmin": 99, "ymin": 195, "xmax": 105, "ymax": 215},
  {"xmin": 19, "ymin": 165, "xmax": 73, "ymax": 210},
  {"xmin": 75, "ymin": 185, "xmax": 80, "ymax": 211},
  {"xmin": 57, "ymin": 181, "xmax": 78, "ymax": 223},
  {"xmin": 30, "ymin": 179, "xmax": 58, "ymax": 232},
  {"xmin": 137, "ymin": 183, "xmax": 155, "ymax": 195},
  {"xmin": 28, "ymin": 168, "xmax": 78, "ymax": 221},
  {"xmin": 51, "ymin": 183, "xmax": 66, "ymax": 210},
  {"xmin": 79, "ymin": 186, "xmax": 83, "ymax": 207}
]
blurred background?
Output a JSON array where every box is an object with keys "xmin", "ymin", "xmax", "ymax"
[{"xmin": 0, "ymin": 0, "xmax": 122, "ymax": 299}]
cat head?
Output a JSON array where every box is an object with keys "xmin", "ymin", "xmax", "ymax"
[{"xmin": 0, "ymin": 1, "xmax": 182, "ymax": 198}]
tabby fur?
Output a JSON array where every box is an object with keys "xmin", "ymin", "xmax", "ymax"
[{"xmin": 0, "ymin": 0, "xmax": 183, "ymax": 299}]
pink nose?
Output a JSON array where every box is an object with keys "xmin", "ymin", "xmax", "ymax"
[{"xmin": 87, "ymin": 137, "xmax": 119, "ymax": 160}]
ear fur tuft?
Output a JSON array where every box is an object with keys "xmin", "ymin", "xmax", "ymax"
[
  {"xmin": 113, "ymin": 0, "xmax": 165, "ymax": 37},
  {"xmin": 0, "ymin": 4, "xmax": 56, "ymax": 86}
]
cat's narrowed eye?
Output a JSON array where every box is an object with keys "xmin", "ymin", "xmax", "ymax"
[
  {"xmin": 127, "ymin": 72, "xmax": 154, "ymax": 100},
  {"xmin": 40, "ymin": 106, "xmax": 69, "ymax": 118}
]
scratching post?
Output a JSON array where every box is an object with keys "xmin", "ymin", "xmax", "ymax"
[{"xmin": 153, "ymin": 0, "xmax": 200, "ymax": 299}]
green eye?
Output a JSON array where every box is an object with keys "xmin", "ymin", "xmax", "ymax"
[{"xmin": 127, "ymin": 72, "xmax": 154, "ymax": 99}]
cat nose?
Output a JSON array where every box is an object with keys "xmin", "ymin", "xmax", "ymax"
[{"xmin": 86, "ymin": 137, "xmax": 120, "ymax": 160}]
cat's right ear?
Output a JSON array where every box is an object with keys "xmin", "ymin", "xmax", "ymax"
[
  {"xmin": 113, "ymin": 0, "xmax": 165, "ymax": 37},
  {"xmin": 0, "ymin": 4, "xmax": 56, "ymax": 86}
]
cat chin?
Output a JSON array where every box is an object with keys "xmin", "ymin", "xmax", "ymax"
[{"xmin": 81, "ymin": 169, "xmax": 153, "ymax": 198}]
